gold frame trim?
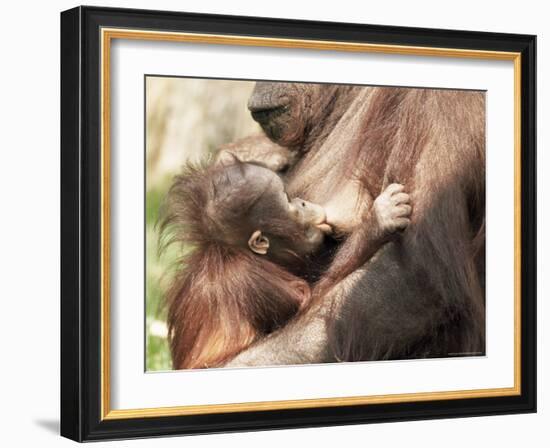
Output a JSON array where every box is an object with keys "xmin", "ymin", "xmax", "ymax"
[{"xmin": 100, "ymin": 28, "xmax": 522, "ymax": 420}]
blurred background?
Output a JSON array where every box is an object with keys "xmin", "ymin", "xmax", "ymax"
[{"xmin": 146, "ymin": 76, "xmax": 260, "ymax": 371}]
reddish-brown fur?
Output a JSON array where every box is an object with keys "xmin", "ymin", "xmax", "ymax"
[
  {"xmin": 302, "ymin": 88, "xmax": 486, "ymax": 360},
  {"xmin": 165, "ymin": 245, "xmax": 310, "ymax": 369}
]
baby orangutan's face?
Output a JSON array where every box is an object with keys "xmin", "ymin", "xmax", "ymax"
[{"xmin": 240, "ymin": 164, "xmax": 331, "ymax": 258}]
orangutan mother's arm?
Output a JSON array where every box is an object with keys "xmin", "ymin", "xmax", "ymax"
[{"xmin": 224, "ymin": 268, "xmax": 364, "ymax": 367}]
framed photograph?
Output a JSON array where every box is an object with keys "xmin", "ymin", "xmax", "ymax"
[{"xmin": 60, "ymin": 6, "xmax": 536, "ymax": 442}]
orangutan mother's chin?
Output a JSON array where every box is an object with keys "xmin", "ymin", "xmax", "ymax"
[{"xmin": 247, "ymin": 82, "xmax": 307, "ymax": 148}]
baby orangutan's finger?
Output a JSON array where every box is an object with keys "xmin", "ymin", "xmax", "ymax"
[
  {"xmin": 385, "ymin": 183, "xmax": 405, "ymax": 196},
  {"xmin": 394, "ymin": 204, "xmax": 412, "ymax": 217},
  {"xmin": 392, "ymin": 192, "xmax": 410, "ymax": 205}
]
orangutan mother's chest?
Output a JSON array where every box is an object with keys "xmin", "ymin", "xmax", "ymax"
[{"xmin": 285, "ymin": 166, "xmax": 371, "ymax": 233}]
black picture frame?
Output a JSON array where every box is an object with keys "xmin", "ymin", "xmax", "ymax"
[{"xmin": 61, "ymin": 5, "xmax": 536, "ymax": 442}]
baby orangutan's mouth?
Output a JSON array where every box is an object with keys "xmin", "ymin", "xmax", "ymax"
[
  {"xmin": 316, "ymin": 222, "xmax": 333, "ymax": 234},
  {"xmin": 312, "ymin": 208, "xmax": 332, "ymax": 234}
]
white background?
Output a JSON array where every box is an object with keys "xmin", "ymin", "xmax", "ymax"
[
  {"xmin": 112, "ymin": 40, "xmax": 515, "ymax": 409},
  {"xmin": 0, "ymin": 0, "xmax": 546, "ymax": 447}
]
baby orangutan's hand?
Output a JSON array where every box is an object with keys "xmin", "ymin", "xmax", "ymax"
[{"xmin": 373, "ymin": 183, "xmax": 412, "ymax": 235}]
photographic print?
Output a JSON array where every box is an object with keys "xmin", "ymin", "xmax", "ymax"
[
  {"xmin": 61, "ymin": 7, "xmax": 535, "ymax": 440},
  {"xmin": 145, "ymin": 77, "xmax": 486, "ymax": 371}
]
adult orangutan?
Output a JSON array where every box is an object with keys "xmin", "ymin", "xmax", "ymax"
[{"xmin": 224, "ymin": 82, "xmax": 486, "ymax": 366}]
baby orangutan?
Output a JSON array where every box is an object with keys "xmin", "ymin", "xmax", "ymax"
[{"xmin": 160, "ymin": 155, "xmax": 411, "ymax": 369}]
